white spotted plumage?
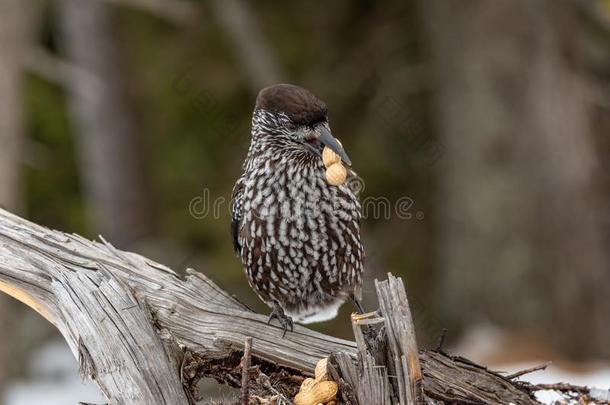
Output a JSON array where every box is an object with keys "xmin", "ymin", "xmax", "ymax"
[{"xmin": 231, "ymin": 85, "xmax": 364, "ymax": 324}]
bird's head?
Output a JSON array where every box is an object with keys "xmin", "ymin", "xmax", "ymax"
[{"xmin": 251, "ymin": 84, "xmax": 351, "ymax": 166}]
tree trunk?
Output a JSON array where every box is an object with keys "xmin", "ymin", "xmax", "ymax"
[
  {"xmin": 420, "ymin": 0, "xmax": 610, "ymax": 359},
  {"xmin": 58, "ymin": 0, "xmax": 156, "ymax": 248},
  {"xmin": 208, "ymin": 0, "xmax": 284, "ymax": 92},
  {"xmin": 0, "ymin": 0, "xmax": 35, "ymax": 214},
  {"xmin": 0, "ymin": 0, "xmax": 42, "ymax": 393}
]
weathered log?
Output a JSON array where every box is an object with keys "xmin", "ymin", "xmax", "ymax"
[
  {"xmin": 329, "ymin": 275, "xmax": 539, "ymax": 405},
  {"xmin": 0, "ymin": 208, "xmax": 592, "ymax": 404},
  {"xmin": 332, "ymin": 274, "xmax": 425, "ymax": 405}
]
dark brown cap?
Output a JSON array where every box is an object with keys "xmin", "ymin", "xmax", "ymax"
[{"xmin": 255, "ymin": 84, "xmax": 328, "ymax": 125}]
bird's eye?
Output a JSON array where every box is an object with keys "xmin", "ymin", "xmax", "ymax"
[{"xmin": 305, "ymin": 137, "xmax": 321, "ymax": 147}]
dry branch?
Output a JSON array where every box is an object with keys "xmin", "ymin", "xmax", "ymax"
[
  {"xmin": 104, "ymin": 0, "xmax": 197, "ymax": 24},
  {"xmin": 208, "ymin": 0, "xmax": 284, "ymax": 91},
  {"xmin": 505, "ymin": 362, "xmax": 551, "ymax": 380},
  {"xmin": 0, "ymin": 208, "xmax": 603, "ymax": 404},
  {"xmin": 240, "ymin": 337, "xmax": 253, "ymax": 405},
  {"xmin": 0, "ymin": 208, "xmax": 356, "ymax": 404}
]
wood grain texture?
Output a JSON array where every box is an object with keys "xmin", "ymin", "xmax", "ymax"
[
  {"xmin": 375, "ymin": 275, "xmax": 424, "ymax": 404},
  {"xmin": 0, "ymin": 208, "xmax": 354, "ymax": 404},
  {"xmin": 330, "ymin": 276, "xmax": 539, "ymax": 405},
  {"xmin": 0, "ymin": 208, "xmax": 542, "ymax": 404}
]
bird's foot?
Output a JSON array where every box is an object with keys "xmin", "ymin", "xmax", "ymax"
[
  {"xmin": 267, "ymin": 300, "xmax": 293, "ymax": 338},
  {"xmin": 352, "ymin": 297, "xmax": 366, "ymax": 314},
  {"xmin": 351, "ymin": 297, "xmax": 380, "ymax": 344}
]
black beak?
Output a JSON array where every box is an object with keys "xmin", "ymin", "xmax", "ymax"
[{"xmin": 319, "ymin": 126, "xmax": 351, "ymax": 166}]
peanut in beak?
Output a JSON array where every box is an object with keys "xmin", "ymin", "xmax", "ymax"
[{"xmin": 322, "ymin": 145, "xmax": 347, "ymax": 186}]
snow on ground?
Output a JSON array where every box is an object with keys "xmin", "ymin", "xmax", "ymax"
[
  {"xmin": 497, "ymin": 362, "xmax": 610, "ymax": 404},
  {"xmin": 454, "ymin": 323, "xmax": 610, "ymax": 404},
  {"xmin": 3, "ymin": 340, "xmax": 236, "ymax": 405},
  {"xmin": 3, "ymin": 340, "xmax": 105, "ymax": 405}
]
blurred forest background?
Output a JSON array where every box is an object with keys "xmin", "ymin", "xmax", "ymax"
[{"xmin": 1, "ymin": 0, "xmax": 609, "ymax": 402}]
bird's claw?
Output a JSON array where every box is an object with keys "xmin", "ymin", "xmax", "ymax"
[
  {"xmin": 268, "ymin": 301, "xmax": 293, "ymax": 337},
  {"xmin": 352, "ymin": 297, "xmax": 366, "ymax": 314}
]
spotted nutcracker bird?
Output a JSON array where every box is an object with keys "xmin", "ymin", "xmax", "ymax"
[{"xmin": 231, "ymin": 84, "xmax": 364, "ymax": 335}]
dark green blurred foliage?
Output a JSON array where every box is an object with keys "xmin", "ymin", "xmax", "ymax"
[{"xmin": 25, "ymin": 77, "xmax": 89, "ymax": 235}]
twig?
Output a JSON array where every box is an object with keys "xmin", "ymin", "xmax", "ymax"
[
  {"xmin": 506, "ymin": 361, "xmax": 551, "ymax": 379},
  {"xmin": 255, "ymin": 372, "xmax": 293, "ymax": 404},
  {"xmin": 241, "ymin": 337, "xmax": 253, "ymax": 405},
  {"xmin": 207, "ymin": 0, "xmax": 284, "ymax": 91},
  {"xmin": 104, "ymin": 0, "xmax": 197, "ymax": 24},
  {"xmin": 435, "ymin": 328, "xmax": 448, "ymax": 352},
  {"xmin": 25, "ymin": 47, "xmax": 101, "ymax": 90},
  {"xmin": 532, "ymin": 382, "xmax": 589, "ymax": 394}
]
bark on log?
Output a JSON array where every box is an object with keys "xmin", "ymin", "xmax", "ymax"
[{"xmin": 0, "ymin": 208, "xmax": 598, "ymax": 404}]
